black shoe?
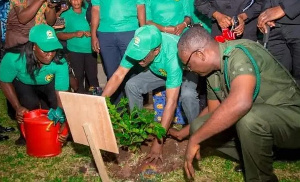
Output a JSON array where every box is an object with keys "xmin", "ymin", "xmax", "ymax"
[
  {"xmin": 234, "ymin": 164, "xmax": 244, "ymax": 173},
  {"xmin": 0, "ymin": 125, "xmax": 15, "ymax": 133},
  {"xmin": 15, "ymin": 136, "xmax": 26, "ymax": 146},
  {"xmin": 0, "ymin": 134, "xmax": 9, "ymax": 141}
]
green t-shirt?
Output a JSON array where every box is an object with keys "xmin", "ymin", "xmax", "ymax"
[
  {"xmin": 120, "ymin": 33, "xmax": 183, "ymax": 89},
  {"xmin": 60, "ymin": 7, "xmax": 92, "ymax": 53},
  {"xmin": 190, "ymin": 0, "xmax": 211, "ymax": 33},
  {"xmin": 0, "ymin": 52, "xmax": 69, "ymax": 91},
  {"xmin": 207, "ymin": 39, "xmax": 300, "ymax": 106},
  {"xmin": 146, "ymin": 0, "xmax": 191, "ymax": 27},
  {"xmin": 91, "ymin": 0, "xmax": 145, "ymax": 32}
]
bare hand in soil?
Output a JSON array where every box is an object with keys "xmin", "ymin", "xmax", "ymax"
[
  {"xmin": 184, "ymin": 139, "xmax": 201, "ymax": 179},
  {"xmin": 144, "ymin": 138, "xmax": 163, "ymax": 164}
]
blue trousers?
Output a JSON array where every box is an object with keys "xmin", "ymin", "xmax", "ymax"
[
  {"xmin": 125, "ymin": 70, "xmax": 200, "ymax": 124},
  {"xmin": 97, "ymin": 31, "xmax": 135, "ymax": 103}
]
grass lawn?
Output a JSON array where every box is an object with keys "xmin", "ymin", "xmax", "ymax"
[{"xmin": 0, "ymin": 90, "xmax": 300, "ymax": 181}]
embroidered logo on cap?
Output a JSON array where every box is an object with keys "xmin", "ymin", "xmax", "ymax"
[
  {"xmin": 134, "ymin": 36, "xmax": 140, "ymax": 47},
  {"xmin": 46, "ymin": 30, "xmax": 54, "ymax": 39}
]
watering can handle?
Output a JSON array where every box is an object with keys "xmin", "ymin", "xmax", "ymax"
[{"xmin": 40, "ymin": 109, "xmax": 49, "ymax": 115}]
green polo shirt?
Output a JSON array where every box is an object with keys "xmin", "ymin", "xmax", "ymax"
[
  {"xmin": 0, "ymin": 52, "xmax": 69, "ymax": 91},
  {"xmin": 60, "ymin": 7, "xmax": 92, "ymax": 53},
  {"xmin": 146, "ymin": 0, "xmax": 191, "ymax": 27},
  {"xmin": 190, "ymin": 0, "xmax": 211, "ymax": 33},
  {"xmin": 120, "ymin": 33, "xmax": 183, "ymax": 89},
  {"xmin": 207, "ymin": 39, "xmax": 300, "ymax": 106},
  {"xmin": 91, "ymin": 0, "xmax": 145, "ymax": 32}
]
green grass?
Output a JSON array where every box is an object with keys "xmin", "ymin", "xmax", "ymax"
[{"xmin": 0, "ymin": 90, "xmax": 300, "ymax": 181}]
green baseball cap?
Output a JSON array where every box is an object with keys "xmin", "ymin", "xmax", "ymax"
[
  {"xmin": 125, "ymin": 25, "xmax": 162, "ymax": 60},
  {"xmin": 29, "ymin": 24, "xmax": 62, "ymax": 52}
]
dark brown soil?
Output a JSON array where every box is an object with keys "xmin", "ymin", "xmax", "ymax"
[{"xmin": 102, "ymin": 137, "xmax": 188, "ymax": 180}]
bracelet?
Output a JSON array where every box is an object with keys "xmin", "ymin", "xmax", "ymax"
[
  {"xmin": 164, "ymin": 26, "xmax": 167, "ymax": 33},
  {"xmin": 183, "ymin": 22, "xmax": 188, "ymax": 27}
]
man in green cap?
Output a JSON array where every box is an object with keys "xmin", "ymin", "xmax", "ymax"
[
  {"xmin": 102, "ymin": 25, "xmax": 200, "ymax": 163},
  {"xmin": 177, "ymin": 26, "xmax": 300, "ymax": 181}
]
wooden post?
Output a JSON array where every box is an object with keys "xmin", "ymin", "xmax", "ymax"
[{"xmin": 83, "ymin": 123, "xmax": 110, "ymax": 182}]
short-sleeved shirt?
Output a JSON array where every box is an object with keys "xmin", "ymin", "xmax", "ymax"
[
  {"xmin": 120, "ymin": 33, "xmax": 183, "ymax": 89},
  {"xmin": 59, "ymin": 7, "xmax": 92, "ymax": 53},
  {"xmin": 146, "ymin": 0, "xmax": 190, "ymax": 27},
  {"xmin": 207, "ymin": 39, "xmax": 300, "ymax": 106},
  {"xmin": 10, "ymin": 0, "xmax": 47, "ymax": 24},
  {"xmin": 91, "ymin": 0, "xmax": 145, "ymax": 32},
  {"xmin": 0, "ymin": 52, "xmax": 69, "ymax": 91}
]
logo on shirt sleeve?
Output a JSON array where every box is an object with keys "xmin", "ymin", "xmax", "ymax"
[
  {"xmin": 45, "ymin": 74, "xmax": 54, "ymax": 82},
  {"xmin": 158, "ymin": 69, "xmax": 167, "ymax": 77}
]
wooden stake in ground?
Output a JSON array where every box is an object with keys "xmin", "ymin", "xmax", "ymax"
[{"xmin": 59, "ymin": 92, "xmax": 119, "ymax": 182}]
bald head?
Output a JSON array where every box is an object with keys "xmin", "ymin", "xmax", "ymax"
[{"xmin": 178, "ymin": 25, "xmax": 215, "ymax": 53}]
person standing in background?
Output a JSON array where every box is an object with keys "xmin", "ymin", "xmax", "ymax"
[
  {"xmin": 0, "ymin": 0, "xmax": 15, "ymax": 142},
  {"xmin": 257, "ymin": 0, "xmax": 300, "ymax": 86},
  {"xmin": 91, "ymin": 0, "xmax": 145, "ymax": 104},
  {"xmin": 195, "ymin": 0, "xmax": 262, "ymax": 41},
  {"xmin": 5, "ymin": 0, "xmax": 57, "ymax": 50},
  {"xmin": 145, "ymin": 0, "xmax": 191, "ymax": 36},
  {"xmin": 57, "ymin": 0, "xmax": 99, "ymax": 94}
]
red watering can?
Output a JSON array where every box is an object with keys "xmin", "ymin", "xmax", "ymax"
[{"xmin": 20, "ymin": 109, "xmax": 68, "ymax": 157}]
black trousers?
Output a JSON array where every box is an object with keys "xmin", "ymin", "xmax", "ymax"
[
  {"xmin": 13, "ymin": 79, "xmax": 57, "ymax": 111},
  {"xmin": 68, "ymin": 51, "xmax": 99, "ymax": 93},
  {"xmin": 267, "ymin": 24, "xmax": 300, "ymax": 86}
]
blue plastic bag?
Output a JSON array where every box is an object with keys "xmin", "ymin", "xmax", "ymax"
[{"xmin": 153, "ymin": 91, "xmax": 185, "ymax": 124}]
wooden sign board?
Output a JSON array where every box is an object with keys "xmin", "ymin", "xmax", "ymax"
[{"xmin": 59, "ymin": 91, "xmax": 118, "ymax": 154}]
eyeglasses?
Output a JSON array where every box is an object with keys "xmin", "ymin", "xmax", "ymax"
[{"xmin": 184, "ymin": 49, "xmax": 200, "ymax": 71}]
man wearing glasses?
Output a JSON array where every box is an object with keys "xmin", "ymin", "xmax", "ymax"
[
  {"xmin": 101, "ymin": 25, "xmax": 200, "ymax": 164},
  {"xmin": 177, "ymin": 26, "xmax": 300, "ymax": 181}
]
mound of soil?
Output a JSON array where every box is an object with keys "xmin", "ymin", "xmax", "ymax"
[{"xmin": 82, "ymin": 137, "xmax": 188, "ymax": 180}]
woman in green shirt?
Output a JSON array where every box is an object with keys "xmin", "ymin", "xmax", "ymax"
[
  {"xmin": 145, "ymin": 0, "xmax": 191, "ymax": 35},
  {"xmin": 0, "ymin": 25, "xmax": 69, "ymax": 145},
  {"xmin": 57, "ymin": 0, "xmax": 99, "ymax": 94}
]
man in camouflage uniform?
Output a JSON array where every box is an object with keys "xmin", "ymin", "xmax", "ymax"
[{"xmin": 177, "ymin": 26, "xmax": 300, "ymax": 181}]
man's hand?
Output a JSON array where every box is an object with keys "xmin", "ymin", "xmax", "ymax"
[
  {"xmin": 233, "ymin": 16, "xmax": 245, "ymax": 36},
  {"xmin": 74, "ymin": 31, "xmax": 84, "ymax": 38},
  {"xmin": 184, "ymin": 137, "xmax": 201, "ymax": 179},
  {"xmin": 91, "ymin": 35, "xmax": 100, "ymax": 53},
  {"xmin": 258, "ymin": 6, "xmax": 285, "ymax": 33},
  {"xmin": 213, "ymin": 11, "xmax": 232, "ymax": 29},
  {"xmin": 145, "ymin": 138, "xmax": 163, "ymax": 164},
  {"xmin": 16, "ymin": 106, "xmax": 29, "ymax": 124}
]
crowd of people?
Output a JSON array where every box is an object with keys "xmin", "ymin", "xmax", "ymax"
[{"xmin": 0, "ymin": 0, "xmax": 300, "ymax": 181}]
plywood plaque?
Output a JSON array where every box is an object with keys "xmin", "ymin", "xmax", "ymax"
[{"xmin": 59, "ymin": 91, "xmax": 118, "ymax": 154}]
